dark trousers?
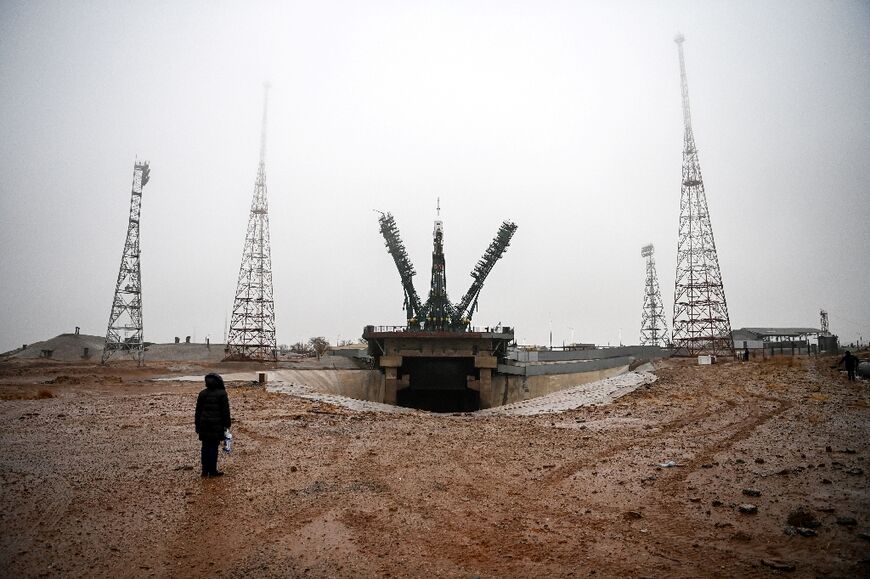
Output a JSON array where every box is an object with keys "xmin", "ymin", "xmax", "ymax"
[
  {"xmin": 847, "ymin": 369, "xmax": 856, "ymax": 381},
  {"xmin": 201, "ymin": 439, "xmax": 220, "ymax": 474}
]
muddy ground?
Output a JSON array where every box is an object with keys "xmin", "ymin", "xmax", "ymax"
[{"xmin": 0, "ymin": 357, "xmax": 867, "ymax": 578}]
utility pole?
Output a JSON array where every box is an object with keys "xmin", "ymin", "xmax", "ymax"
[
  {"xmin": 640, "ymin": 244, "xmax": 668, "ymax": 347},
  {"xmin": 225, "ymin": 84, "xmax": 277, "ymax": 361},
  {"xmin": 103, "ymin": 160, "xmax": 150, "ymax": 365},
  {"xmin": 671, "ymin": 34, "xmax": 734, "ymax": 357}
]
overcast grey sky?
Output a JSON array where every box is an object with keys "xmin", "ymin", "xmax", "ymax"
[{"xmin": 1, "ymin": 0, "xmax": 868, "ymax": 353}]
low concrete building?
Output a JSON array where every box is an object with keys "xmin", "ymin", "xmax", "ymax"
[{"xmin": 732, "ymin": 327, "xmax": 821, "ymax": 357}]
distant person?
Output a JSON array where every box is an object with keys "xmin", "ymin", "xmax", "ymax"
[
  {"xmin": 195, "ymin": 373, "xmax": 231, "ymax": 477},
  {"xmin": 743, "ymin": 347, "xmax": 750, "ymax": 362},
  {"xmin": 839, "ymin": 351, "xmax": 859, "ymax": 382}
]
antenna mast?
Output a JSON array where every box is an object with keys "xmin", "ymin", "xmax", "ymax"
[
  {"xmin": 102, "ymin": 160, "xmax": 150, "ymax": 365},
  {"xmin": 671, "ymin": 34, "xmax": 734, "ymax": 357},
  {"xmin": 225, "ymin": 84, "xmax": 277, "ymax": 361}
]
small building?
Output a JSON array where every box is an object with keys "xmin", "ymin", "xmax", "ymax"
[{"xmin": 732, "ymin": 327, "xmax": 821, "ymax": 357}]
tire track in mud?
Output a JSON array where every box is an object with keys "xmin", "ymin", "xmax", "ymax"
[
  {"xmin": 657, "ymin": 396, "xmax": 794, "ymax": 489},
  {"xmin": 524, "ymin": 375, "xmax": 798, "ymax": 575},
  {"xmin": 540, "ymin": 406, "xmax": 713, "ymax": 487},
  {"xmin": 634, "ymin": 391, "xmax": 796, "ymax": 573},
  {"xmin": 164, "ymin": 409, "xmax": 402, "ymax": 576},
  {"xmin": 636, "ymin": 389, "xmax": 796, "ymax": 556},
  {"xmin": 163, "ymin": 427, "xmax": 336, "ymax": 576},
  {"xmin": 541, "ymin": 375, "xmax": 792, "ymax": 488}
]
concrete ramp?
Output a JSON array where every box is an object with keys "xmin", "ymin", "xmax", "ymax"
[
  {"xmin": 167, "ymin": 369, "xmax": 384, "ymax": 403},
  {"xmin": 268, "ymin": 369, "xmax": 383, "ymax": 401},
  {"xmin": 479, "ymin": 371, "xmax": 657, "ymax": 416},
  {"xmin": 166, "ymin": 366, "xmax": 655, "ymax": 416},
  {"xmin": 267, "ymin": 381, "xmax": 414, "ymax": 414}
]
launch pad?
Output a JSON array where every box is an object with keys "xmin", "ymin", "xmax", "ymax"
[
  {"xmin": 363, "ymin": 325, "xmax": 514, "ymax": 412},
  {"xmin": 365, "ymin": 205, "xmax": 517, "ymax": 412}
]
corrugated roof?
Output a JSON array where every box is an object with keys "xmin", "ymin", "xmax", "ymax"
[{"xmin": 738, "ymin": 327, "xmax": 820, "ymax": 337}]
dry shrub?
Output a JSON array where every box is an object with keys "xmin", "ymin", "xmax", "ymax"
[
  {"xmin": 806, "ymin": 412, "xmax": 825, "ymax": 425},
  {"xmin": 46, "ymin": 375, "xmax": 82, "ymax": 385},
  {"xmin": 0, "ymin": 389, "xmax": 55, "ymax": 400},
  {"xmin": 765, "ymin": 356, "xmax": 795, "ymax": 367}
]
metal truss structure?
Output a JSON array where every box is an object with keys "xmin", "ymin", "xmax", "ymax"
[
  {"xmin": 102, "ymin": 161, "xmax": 150, "ymax": 365},
  {"xmin": 640, "ymin": 244, "xmax": 668, "ymax": 347},
  {"xmin": 453, "ymin": 220, "xmax": 518, "ymax": 327},
  {"xmin": 671, "ymin": 34, "xmax": 734, "ymax": 357},
  {"xmin": 225, "ymin": 85, "xmax": 277, "ymax": 361},
  {"xmin": 820, "ymin": 310, "xmax": 829, "ymax": 335},
  {"xmin": 378, "ymin": 211, "xmax": 423, "ymax": 324},
  {"xmin": 377, "ymin": 207, "xmax": 517, "ymax": 331}
]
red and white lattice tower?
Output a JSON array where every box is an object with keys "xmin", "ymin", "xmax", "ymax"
[
  {"xmin": 671, "ymin": 34, "xmax": 734, "ymax": 357},
  {"xmin": 225, "ymin": 84, "xmax": 277, "ymax": 361}
]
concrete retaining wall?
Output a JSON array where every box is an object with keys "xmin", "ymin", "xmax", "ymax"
[
  {"xmin": 270, "ymin": 369, "xmax": 384, "ymax": 402},
  {"xmin": 269, "ymin": 357, "xmax": 635, "ymax": 409},
  {"xmin": 498, "ymin": 356, "xmax": 634, "ymax": 376},
  {"xmin": 492, "ymin": 364, "xmax": 630, "ymax": 406},
  {"xmin": 510, "ymin": 346, "xmax": 670, "ymax": 363}
]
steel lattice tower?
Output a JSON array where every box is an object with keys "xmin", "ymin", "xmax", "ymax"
[
  {"xmin": 640, "ymin": 244, "xmax": 668, "ymax": 347},
  {"xmin": 671, "ymin": 34, "xmax": 734, "ymax": 357},
  {"xmin": 102, "ymin": 161, "xmax": 150, "ymax": 365},
  {"xmin": 225, "ymin": 84, "xmax": 277, "ymax": 361}
]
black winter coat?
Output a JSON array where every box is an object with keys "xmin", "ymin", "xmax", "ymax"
[{"xmin": 195, "ymin": 383, "xmax": 231, "ymax": 441}]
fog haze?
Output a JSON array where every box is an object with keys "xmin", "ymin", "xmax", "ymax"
[{"xmin": 1, "ymin": 1, "xmax": 868, "ymax": 352}]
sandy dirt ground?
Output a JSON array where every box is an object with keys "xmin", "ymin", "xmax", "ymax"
[{"xmin": 0, "ymin": 356, "xmax": 867, "ymax": 578}]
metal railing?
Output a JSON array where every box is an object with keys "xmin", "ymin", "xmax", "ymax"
[{"xmin": 364, "ymin": 325, "xmax": 513, "ymax": 335}]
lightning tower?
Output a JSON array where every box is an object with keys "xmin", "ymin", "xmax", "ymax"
[
  {"xmin": 671, "ymin": 34, "xmax": 734, "ymax": 357},
  {"xmin": 225, "ymin": 84, "xmax": 277, "ymax": 361},
  {"xmin": 640, "ymin": 244, "xmax": 668, "ymax": 347},
  {"xmin": 102, "ymin": 160, "xmax": 150, "ymax": 365}
]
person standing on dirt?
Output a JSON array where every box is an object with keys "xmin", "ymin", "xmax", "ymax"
[
  {"xmin": 195, "ymin": 373, "xmax": 231, "ymax": 477},
  {"xmin": 839, "ymin": 351, "xmax": 859, "ymax": 381}
]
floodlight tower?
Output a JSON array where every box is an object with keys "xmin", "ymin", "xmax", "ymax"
[
  {"xmin": 102, "ymin": 160, "xmax": 150, "ymax": 365},
  {"xmin": 225, "ymin": 84, "xmax": 277, "ymax": 361},
  {"xmin": 820, "ymin": 309, "xmax": 829, "ymax": 335},
  {"xmin": 671, "ymin": 34, "xmax": 734, "ymax": 357},
  {"xmin": 640, "ymin": 244, "xmax": 668, "ymax": 347}
]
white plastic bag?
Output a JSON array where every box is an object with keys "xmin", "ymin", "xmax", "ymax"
[{"xmin": 223, "ymin": 429, "xmax": 233, "ymax": 454}]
